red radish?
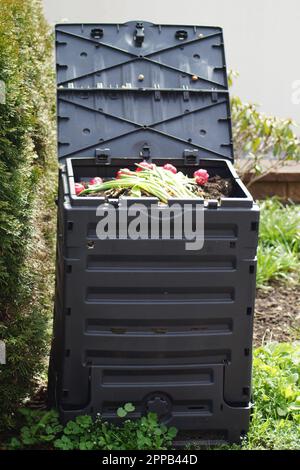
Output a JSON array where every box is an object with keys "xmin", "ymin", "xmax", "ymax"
[
  {"xmin": 89, "ymin": 177, "xmax": 103, "ymax": 186},
  {"xmin": 136, "ymin": 161, "xmax": 155, "ymax": 172},
  {"xmin": 75, "ymin": 183, "xmax": 85, "ymax": 195},
  {"xmin": 116, "ymin": 168, "xmax": 131, "ymax": 178},
  {"xmin": 193, "ymin": 169, "xmax": 209, "ymax": 186},
  {"xmin": 163, "ymin": 163, "xmax": 177, "ymax": 174}
]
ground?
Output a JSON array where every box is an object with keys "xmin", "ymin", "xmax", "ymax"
[{"xmin": 254, "ymin": 284, "xmax": 300, "ymax": 345}]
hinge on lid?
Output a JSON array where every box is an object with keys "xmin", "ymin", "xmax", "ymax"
[
  {"xmin": 95, "ymin": 148, "xmax": 111, "ymax": 165},
  {"xmin": 134, "ymin": 23, "xmax": 144, "ymax": 47},
  {"xmin": 183, "ymin": 149, "xmax": 199, "ymax": 165},
  {"xmin": 91, "ymin": 28, "xmax": 103, "ymax": 39},
  {"xmin": 175, "ymin": 30, "xmax": 188, "ymax": 40}
]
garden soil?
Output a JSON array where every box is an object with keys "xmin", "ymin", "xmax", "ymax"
[{"xmin": 254, "ymin": 283, "xmax": 300, "ymax": 345}]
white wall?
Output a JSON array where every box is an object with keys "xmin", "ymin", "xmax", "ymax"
[{"xmin": 42, "ymin": 0, "xmax": 300, "ymax": 125}]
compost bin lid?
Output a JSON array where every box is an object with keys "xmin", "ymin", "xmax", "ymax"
[{"xmin": 56, "ymin": 21, "xmax": 233, "ymax": 163}]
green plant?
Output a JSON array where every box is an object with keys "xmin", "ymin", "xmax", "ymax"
[
  {"xmin": 8, "ymin": 404, "xmax": 177, "ymax": 450},
  {"xmin": 256, "ymin": 245, "xmax": 299, "ymax": 287},
  {"xmin": 53, "ymin": 415, "xmax": 96, "ymax": 451},
  {"xmin": 242, "ymin": 342, "xmax": 300, "ymax": 450},
  {"xmin": 229, "ymin": 71, "xmax": 300, "ymax": 188},
  {"xmin": 9, "ymin": 409, "xmax": 63, "ymax": 449},
  {"xmin": 253, "ymin": 343, "xmax": 300, "ymax": 422},
  {"xmin": 9, "ymin": 344, "xmax": 300, "ymax": 451},
  {"xmin": 256, "ymin": 198, "xmax": 300, "ymax": 287},
  {"xmin": 259, "ymin": 199, "xmax": 300, "ymax": 253},
  {"xmin": 217, "ymin": 342, "xmax": 300, "ymax": 450}
]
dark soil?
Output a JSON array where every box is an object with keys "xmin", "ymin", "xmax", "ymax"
[
  {"xmin": 201, "ymin": 176, "xmax": 232, "ymax": 199},
  {"xmin": 254, "ymin": 283, "xmax": 300, "ymax": 346}
]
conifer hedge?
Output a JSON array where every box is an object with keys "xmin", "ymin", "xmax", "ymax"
[{"xmin": 0, "ymin": 0, "xmax": 56, "ymax": 429}]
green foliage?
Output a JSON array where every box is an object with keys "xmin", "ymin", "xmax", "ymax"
[
  {"xmin": 257, "ymin": 199, "xmax": 300, "ymax": 287},
  {"xmin": 229, "ymin": 71, "xmax": 300, "ymax": 186},
  {"xmin": 243, "ymin": 417, "xmax": 300, "ymax": 450},
  {"xmin": 213, "ymin": 343, "xmax": 300, "ymax": 450},
  {"xmin": 240, "ymin": 342, "xmax": 300, "ymax": 450},
  {"xmin": 8, "ymin": 405, "xmax": 177, "ymax": 451},
  {"xmin": 117, "ymin": 402, "xmax": 135, "ymax": 417},
  {"xmin": 8, "ymin": 344, "xmax": 300, "ymax": 451},
  {"xmin": 9, "ymin": 409, "xmax": 63, "ymax": 449},
  {"xmin": 257, "ymin": 245, "xmax": 299, "ymax": 287},
  {"xmin": 0, "ymin": 0, "xmax": 56, "ymax": 430},
  {"xmin": 259, "ymin": 199, "xmax": 300, "ymax": 253},
  {"xmin": 252, "ymin": 343, "xmax": 300, "ymax": 422}
]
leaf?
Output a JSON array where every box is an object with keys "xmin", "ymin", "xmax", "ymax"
[
  {"xmin": 160, "ymin": 424, "xmax": 167, "ymax": 434},
  {"xmin": 289, "ymin": 404, "xmax": 300, "ymax": 411},
  {"xmin": 75, "ymin": 415, "xmax": 93, "ymax": 428},
  {"xmin": 130, "ymin": 186, "xmax": 142, "ymax": 197},
  {"xmin": 277, "ymin": 407, "xmax": 288, "ymax": 417},
  {"xmin": 167, "ymin": 426, "xmax": 177, "ymax": 439},
  {"xmin": 117, "ymin": 407, "xmax": 127, "ymax": 418},
  {"xmin": 124, "ymin": 403, "xmax": 135, "ymax": 413},
  {"xmin": 252, "ymin": 137, "xmax": 261, "ymax": 152},
  {"xmin": 64, "ymin": 421, "xmax": 81, "ymax": 435},
  {"xmin": 147, "ymin": 412, "xmax": 158, "ymax": 424},
  {"xmin": 9, "ymin": 437, "xmax": 22, "ymax": 450},
  {"xmin": 254, "ymin": 164, "xmax": 262, "ymax": 174},
  {"xmin": 54, "ymin": 435, "xmax": 74, "ymax": 450},
  {"xmin": 42, "ymin": 434, "xmax": 56, "ymax": 442},
  {"xmin": 79, "ymin": 440, "xmax": 94, "ymax": 450}
]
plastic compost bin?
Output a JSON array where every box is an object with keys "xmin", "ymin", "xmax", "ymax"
[{"xmin": 48, "ymin": 21, "xmax": 259, "ymax": 445}]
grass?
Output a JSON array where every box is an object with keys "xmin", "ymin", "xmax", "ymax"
[{"xmin": 257, "ymin": 199, "xmax": 300, "ymax": 287}]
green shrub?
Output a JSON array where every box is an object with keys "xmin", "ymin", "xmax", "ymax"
[
  {"xmin": 0, "ymin": 0, "xmax": 56, "ymax": 430},
  {"xmin": 229, "ymin": 71, "xmax": 300, "ymax": 187}
]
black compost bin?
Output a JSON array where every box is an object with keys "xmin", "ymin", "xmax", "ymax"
[{"xmin": 48, "ymin": 21, "xmax": 259, "ymax": 444}]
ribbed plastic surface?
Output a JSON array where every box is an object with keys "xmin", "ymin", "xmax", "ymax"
[
  {"xmin": 56, "ymin": 21, "xmax": 233, "ymax": 162},
  {"xmin": 49, "ymin": 167, "xmax": 259, "ymax": 442},
  {"xmin": 49, "ymin": 21, "xmax": 259, "ymax": 444}
]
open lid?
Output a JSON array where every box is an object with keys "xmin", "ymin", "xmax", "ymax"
[{"xmin": 56, "ymin": 21, "xmax": 233, "ymax": 163}]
